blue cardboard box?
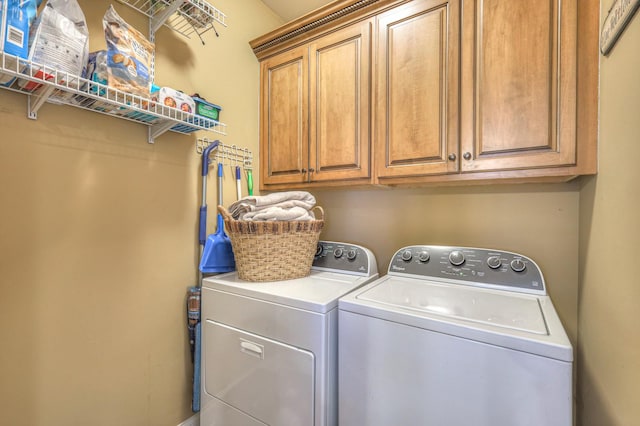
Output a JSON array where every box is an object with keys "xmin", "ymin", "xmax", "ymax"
[{"xmin": 0, "ymin": 0, "xmax": 37, "ymax": 86}]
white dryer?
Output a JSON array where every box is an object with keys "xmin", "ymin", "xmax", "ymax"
[
  {"xmin": 200, "ymin": 241, "xmax": 378, "ymax": 426},
  {"xmin": 339, "ymin": 245, "xmax": 573, "ymax": 426}
]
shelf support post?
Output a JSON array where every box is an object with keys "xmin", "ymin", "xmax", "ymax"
[
  {"xmin": 151, "ymin": 0, "xmax": 187, "ymax": 33},
  {"xmin": 148, "ymin": 120, "xmax": 179, "ymax": 143},
  {"xmin": 27, "ymin": 85, "xmax": 56, "ymax": 120}
]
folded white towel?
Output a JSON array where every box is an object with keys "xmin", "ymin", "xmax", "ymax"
[
  {"xmin": 229, "ymin": 191, "xmax": 316, "ymax": 220},
  {"xmin": 242, "ymin": 206, "xmax": 315, "ymax": 221}
]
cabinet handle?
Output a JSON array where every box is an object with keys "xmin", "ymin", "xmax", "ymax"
[
  {"xmin": 463, "ymin": 152, "xmax": 472, "ymax": 160},
  {"xmin": 308, "ymin": 168, "xmax": 315, "ymax": 173},
  {"xmin": 448, "ymin": 153, "xmax": 457, "ymax": 161},
  {"xmin": 301, "ymin": 168, "xmax": 307, "ymax": 174}
]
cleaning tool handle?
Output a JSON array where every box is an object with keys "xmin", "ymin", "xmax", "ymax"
[
  {"xmin": 201, "ymin": 140, "xmax": 220, "ymax": 177},
  {"xmin": 247, "ymin": 170, "xmax": 254, "ymax": 196},
  {"xmin": 235, "ymin": 166, "xmax": 242, "ymax": 200},
  {"xmin": 199, "ymin": 206, "xmax": 207, "ymax": 246},
  {"xmin": 218, "ymin": 163, "xmax": 224, "ymax": 205}
]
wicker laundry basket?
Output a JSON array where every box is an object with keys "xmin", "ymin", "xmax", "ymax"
[{"xmin": 218, "ymin": 205, "xmax": 324, "ymax": 282}]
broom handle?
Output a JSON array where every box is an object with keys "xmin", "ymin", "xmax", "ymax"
[{"xmin": 218, "ymin": 163, "xmax": 224, "ymax": 206}]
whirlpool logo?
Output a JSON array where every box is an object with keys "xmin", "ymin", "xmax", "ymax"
[{"xmin": 391, "ymin": 265, "xmax": 406, "ymax": 271}]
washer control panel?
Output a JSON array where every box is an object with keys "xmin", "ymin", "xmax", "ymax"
[
  {"xmin": 313, "ymin": 241, "xmax": 377, "ymax": 276},
  {"xmin": 388, "ymin": 245, "xmax": 545, "ymax": 294}
]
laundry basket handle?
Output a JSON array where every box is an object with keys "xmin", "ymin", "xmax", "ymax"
[{"xmin": 312, "ymin": 206, "xmax": 324, "ymax": 221}]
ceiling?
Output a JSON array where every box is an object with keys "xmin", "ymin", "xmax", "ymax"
[{"xmin": 261, "ymin": 0, "xmax": 332, "ymax": 22}]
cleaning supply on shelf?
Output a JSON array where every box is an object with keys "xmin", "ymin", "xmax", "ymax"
[
  {"xmin": 192, "ymin": 94, "xmax": 221, "ymax": 121},
  {"xmin": 229, "ymin": 191, "xmax": 317, "ymax": 221}
]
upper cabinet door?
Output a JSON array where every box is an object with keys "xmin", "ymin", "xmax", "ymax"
[
  {"xmin": 308, "ymin": 20, "xmax": 373, "ymax": 183},
  {"xmin": 375, "ymin": 0, "xmax": 460, "ymax": 179},
  {"xmin": 260, "ymin": 46, "xmax": 309, "ymax": 186},
  {"xmin": 460, "ymin": 0, "xmax": 577, "ymax": 172}
]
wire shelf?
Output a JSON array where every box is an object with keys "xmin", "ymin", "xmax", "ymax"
[
  {"xmin": 0, "ymin": 51, "xmax": 226, "ymax": 143},
  {"xmin": 117, "ymin": 0, "xmax": 227, "ymax": 41}
]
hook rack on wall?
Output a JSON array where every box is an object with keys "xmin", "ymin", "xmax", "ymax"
[
  {"xmin": 198, "ymin": 137, "xmax": 255, "ymax": 196},
  {"xmin": 197, "ymin": 137, "xmax": 253, "ymax": 171}
]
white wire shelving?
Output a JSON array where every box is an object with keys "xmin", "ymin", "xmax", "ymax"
[
  {"xmin": 0, "ymin": 51, "xmax": 227, "ymax": 143},
  {"xmin": 117, "ymin": 0, "xmax": 227, "ymax": 42}
]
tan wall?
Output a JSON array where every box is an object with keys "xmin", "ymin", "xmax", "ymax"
[
  {"xmin": 3, "ymin": 0, "xmax": 621, "ymax": 424},
  {"xmin": 0, "ymin": 1, "xmax": 281, "ymax": 425},
  {"xmin": 578, "ymin": 2, "xmax": 640, "ymax": 425}
]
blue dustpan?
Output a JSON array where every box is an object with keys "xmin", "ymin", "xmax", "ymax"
[
  {"xmin": 199, "ymin": 161, "xmax": 235, "ymax": 273},
  {"xmin": 199, "ymin": 214, "xmax": 235, "ymax": 273}
]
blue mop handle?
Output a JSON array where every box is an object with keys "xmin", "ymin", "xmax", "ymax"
[
  {"xmin": 201, "ymin": 140, "xmax": 220, "ymax": 176},
  {"xmin": 199, "ymin": 206, "xmax": 207, "ymax": 246},
  {"xmin": 199, "ymin": 141, "xmax": 219, "ymax": 247}
]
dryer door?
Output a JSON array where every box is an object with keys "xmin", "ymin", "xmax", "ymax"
[{"xmin": 203, "ymin": 320, "xmax": 315, "ymax": 425}]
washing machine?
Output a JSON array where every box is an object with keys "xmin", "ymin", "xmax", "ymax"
[
  {"xmin": 200, "ymin": 240, "xmax": 378, "ymax": 426},
  {"xmin": 339, "ymin": 245, "xmax": 573, "ymax": 426}
]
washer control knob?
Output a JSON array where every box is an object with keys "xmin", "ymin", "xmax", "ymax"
[
  {"xmin": 316, "ymin": 243, "xmax": 324, "ymax": 257},
  {"xmin": 487, "ymin": 256, "xmax": 502, "ymax": 269},
  {"xmin": 418, "ymin": 251, "xmax": 430, "ymax": 262},
  {"xmin": 334, "ymin": 248, "xmax": 344, "ymax": 258},
  {"xmin": 401, "ymin": 250, "xmax": 413, "ymax": 262},
  {"xmin": 346, "ymin": 249, "xmax": 357, "ymax": 261},
  {"xmin": 449, "ymin": 250, "xmax": 465, "ymax": 266},
  {"xmin": 510, "ymin": 258, "xmax": 526, "ymax": 273}
]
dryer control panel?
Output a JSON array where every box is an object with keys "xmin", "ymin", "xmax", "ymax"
[
  {"xmin": 313, "ymin": 241, "xmax": 377, "ymax": 276},
  {"xmin": 388, "ymin": 245, "xmax": 545, "ymax": 294}
]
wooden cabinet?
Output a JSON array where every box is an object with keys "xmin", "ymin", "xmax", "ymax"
[
  {"xmin": 459, "ymin": 0, "xmax": 579, "ymax": 173},
  {"xmin": 374, "ymin": 0, "xmax": 459, "ymax": 179},
  {"xmin": 259, "ymin": 46, "xmax": 309, "ymax": 186},
  {"xmin": 252, "ymin": 0, "xmax": 598, "ymax": 188},
  {"xmin": 258, "ymin": 20, "xmax": 372, "ymax": 188}
]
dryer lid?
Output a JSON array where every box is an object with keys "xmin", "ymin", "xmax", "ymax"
[
  {"xmin": 204, "ymin": 270, "xmax": 378, "ymax": 313},
  {"xmin": 357, "ymin": 277, "xmax": 547, "ymax": 334}
]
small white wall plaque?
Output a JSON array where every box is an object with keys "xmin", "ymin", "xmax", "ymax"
[{"xmin": 601, "ymin": 0, "xmax": 640, "ymax": 55}]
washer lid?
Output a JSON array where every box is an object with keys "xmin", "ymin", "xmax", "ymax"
[
  {"xmin": 357, "ymin": 277, "xmax": 547, "ymax": 334},
  {"xmin": 341, "ymin": 275, "xmax": 573, "ymax": 361},
  {"xmin": 203, "ymin": 270, "xmax": 378, "ymax": 313}
]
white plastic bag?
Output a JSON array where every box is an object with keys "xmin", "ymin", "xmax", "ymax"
[
  {"xmin": 20, "ymin": 0, "xmax": 89, "ymax": 92},
  {"xmin": 31, "ymin": 0, "xmax": 88, "ymax": 74}
]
